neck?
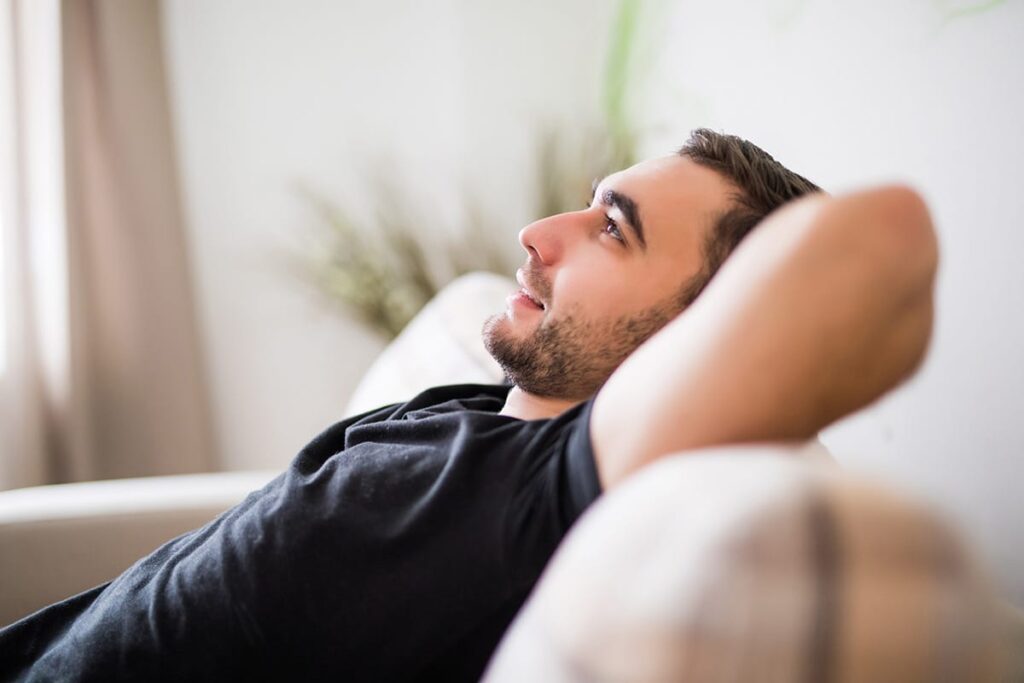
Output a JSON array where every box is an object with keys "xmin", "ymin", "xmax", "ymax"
[{"xmin": 499, "ymin": 385, "xmax": 581, "ymax": 421}]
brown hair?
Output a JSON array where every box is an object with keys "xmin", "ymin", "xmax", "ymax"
[{"xmin": 677, "ymin": 128, "xmax": 823, "ymax": 306}]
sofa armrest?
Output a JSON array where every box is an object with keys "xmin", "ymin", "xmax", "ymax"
[{"xmin": 0, "ymin": 470, "xmax": 277, "ymax": 626}]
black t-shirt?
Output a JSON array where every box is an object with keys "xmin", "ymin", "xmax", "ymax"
[{"xmin": 0, "ymin": 384, "xmax": 602, "ymax": 682}]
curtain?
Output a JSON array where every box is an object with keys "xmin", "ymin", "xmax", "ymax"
[
  {"xmin": 0, "ymin": 0, "xmax": 52, "ymax": 489},
  {"xmin": 0, "ymin": 0, "xmax": 215, "ymax": 489}
]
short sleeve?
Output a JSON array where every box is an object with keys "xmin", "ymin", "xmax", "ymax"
[
  {"xmin": 502, "ymin": 399, "xmax": 604, "ymax": 589},
  {"xmin": 562, "ymin": 399, "xmax": 603, "ymax": 522}
]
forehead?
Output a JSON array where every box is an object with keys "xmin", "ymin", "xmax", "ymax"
[{"xmin": 602, "ymin": 155, "xmax": 734, "ymax": 252}]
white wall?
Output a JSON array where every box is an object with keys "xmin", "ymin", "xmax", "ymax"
[
  {"xmin": 163, "ymin": 1, "xmax": 1024, "ymax": 602},
  {"xmin": 640, "ymin": 0, "xmax": 1024, "ymax": 602},
  {"xmin": 160, "ymin": 0, "xmax": 613, "ymax": 470}
]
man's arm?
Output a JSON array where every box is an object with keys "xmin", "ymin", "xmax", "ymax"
[{"xmin": 591, "ymin": 185, "xmax": 938, "ymax": 489}]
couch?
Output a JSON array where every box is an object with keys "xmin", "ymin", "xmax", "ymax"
[{"xmin": 2, "ymin": 272, "xmax": 1020, "ymax": 680}]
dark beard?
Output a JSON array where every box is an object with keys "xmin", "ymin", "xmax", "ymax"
[{"xmin": 482, "ymin": 303, "xmax": 677, "ymax": 401}]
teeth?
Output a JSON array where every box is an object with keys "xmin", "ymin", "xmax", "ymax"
[{"xmin": 522, "ymin": 288, "xmax": 543, "ymax": 308}]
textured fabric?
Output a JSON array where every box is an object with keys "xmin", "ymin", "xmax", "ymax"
[
  {"xmin": 0, "ymin": 384, "xmax": 601, "ymax": 682},
  {"xmin": 485, "ymin": 449, "xmax": 1006, "ymax": 683}
]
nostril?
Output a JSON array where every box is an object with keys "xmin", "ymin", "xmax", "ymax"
[{"xmin": 519, "ymin": 218, "xmax": 558, "ymax": 265}]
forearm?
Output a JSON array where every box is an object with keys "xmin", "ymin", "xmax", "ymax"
[{"xmin": 591, "ymin": 185, "xmax": 938, "ymax": 488}]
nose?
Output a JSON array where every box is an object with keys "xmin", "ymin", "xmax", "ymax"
[{"xmin": 518, "ymin": 211, "xmax": 582, "ymax": 266}]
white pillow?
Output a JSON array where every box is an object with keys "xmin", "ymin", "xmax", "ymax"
[{"xmin": 344, "ymin": 271, "xmax": 514, "ymax": 416}]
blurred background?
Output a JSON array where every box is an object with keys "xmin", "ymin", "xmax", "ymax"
[{"xmin": 0, "ymin": 0, "xmax": 1021, "ymax": 606}]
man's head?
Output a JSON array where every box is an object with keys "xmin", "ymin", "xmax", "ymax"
[{"xmin": 483, "ymin": 129, "xmax": 823, "ymax": 401}]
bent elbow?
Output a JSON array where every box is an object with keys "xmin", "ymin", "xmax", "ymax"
[
  {"xmin": 869, "ymin": 184, "xmax": 939, "ymax": 292},
  {"xmin": 821, "ymin": 183, "xmax": 939, "ymax": 301},
  {"xmin": 859, "ymin": 184, "xmax": 939, "ymax": 382}
]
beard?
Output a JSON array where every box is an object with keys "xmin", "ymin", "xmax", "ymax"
[{"xmin": 482, "ymin": 300, "xmax": 678, "ymax": 402}]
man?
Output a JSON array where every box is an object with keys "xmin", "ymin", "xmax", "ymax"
[{"xmin": 0, "ymin": 130, "xmax": 937, "ymax": 681}]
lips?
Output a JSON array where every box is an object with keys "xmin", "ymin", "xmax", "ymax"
[
  {"xmin": 519, "ymin": 288, "xmax": 544, "ymax": 309},
  {"xmin": 515, "ymin": 269, "xmax": 546, "ymax": 310}
]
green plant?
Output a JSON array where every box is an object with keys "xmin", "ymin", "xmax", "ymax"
[
  {"xmin": 299, "ymin": 184, "xmax": 515, "ymax": 339},
  {"xmin": 304, "ymin": 0, "xmax": 649, "ymax": 340}
]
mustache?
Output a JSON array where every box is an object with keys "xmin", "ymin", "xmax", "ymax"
[{"xmin": 521, "ymin": 260, "xmax": 552, "ymax": 305}]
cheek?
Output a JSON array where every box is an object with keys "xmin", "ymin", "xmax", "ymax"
[
  {"xmin": 560, "ymin": 263, "xmax": 689, "ymax": 324},
  {"xmin": 551, "ymin": 265, "xmax": 637, "ymax": 318}
]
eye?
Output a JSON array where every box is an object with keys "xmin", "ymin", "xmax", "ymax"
[{"xmin": 603, "ymin": 216, "xmax": 625, "ymax": 244}]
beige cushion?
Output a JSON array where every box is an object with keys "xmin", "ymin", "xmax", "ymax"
[{"xmin": 485, "ymin": 445, "xmax": 1007, "ymax": 682}]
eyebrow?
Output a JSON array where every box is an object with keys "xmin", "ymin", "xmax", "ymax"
[{"xmin": 591, "ymin": 178, "xmax": 647, "ymax": 250}]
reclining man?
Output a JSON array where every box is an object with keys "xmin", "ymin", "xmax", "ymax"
[{"xmin": 0, "ymin": 129, "xmax": 937, "ymax": 681}]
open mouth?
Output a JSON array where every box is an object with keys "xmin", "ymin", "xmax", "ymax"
[
  {"xmin": 515, "ymin": 269, "xmax": 546, "ymax": 311},
  {"xmin": 519, "ymin": 288, "xmax": 545, "ymax": 310}
]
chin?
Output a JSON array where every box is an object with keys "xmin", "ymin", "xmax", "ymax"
[
  {"xmin": 481, "ymin": 313, "xmax": 505, "ymax": 348},
  {"xmin": 485, "ymin": 309, "xmax": 533, "ymax": 340},
  {"xmin": 482, "ymin": 314, "xmax": 523, "ymax": 365}
]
